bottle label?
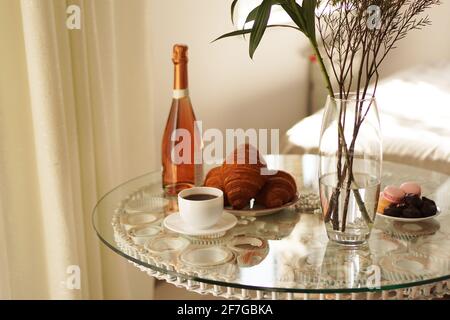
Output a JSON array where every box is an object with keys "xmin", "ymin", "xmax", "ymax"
[{"xmin": 173, "ymin": 89, "xmax": 189, "ymax": 99}]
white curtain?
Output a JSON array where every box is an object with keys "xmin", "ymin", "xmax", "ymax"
[{"xmin": 0, "ymin": 0, "xmax": 157, "ymax": 299}]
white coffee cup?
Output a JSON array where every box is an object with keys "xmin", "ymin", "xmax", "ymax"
[{"xmin": 178, "ymin": 187, "xmax": 224, "ymax": 230}]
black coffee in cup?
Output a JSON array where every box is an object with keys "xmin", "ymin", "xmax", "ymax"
[{"xmin": 183, "ymin": 194, "xmax": 217, "ymax": 201}]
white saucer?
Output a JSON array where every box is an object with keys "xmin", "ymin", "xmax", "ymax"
[
  {"xmin": 180, "ymin": 246, "xmax": 234, "ymax": 267},
  {"xmin": 163, "ymin": 211, "xmax": 237, "ymax": 236},
  {"xmin": 376, "ymin": 207, "xmax": 441, "ymax": 222}
]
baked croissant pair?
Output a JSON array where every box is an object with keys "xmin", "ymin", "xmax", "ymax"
[{"xmin": 204, "ymin": 144, "xmax": 297, "ymax": 209}]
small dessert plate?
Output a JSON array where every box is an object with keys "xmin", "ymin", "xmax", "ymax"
[
  {"xmin": 120, "ymin": 212, "xmax": 164, "ymax": 230},
  {"xmin": 376, "ymin": 207, "xmax": 441, "ymax": 222},
  {"xmin": 128, "ymin": 225, "xmax": 162, "ymax": 245},
  {"xmin": 125, "ymin": 196, "xmax": 169, "ymax": 213},
  {"xmin": 180, "ymin": 246, "xmax": 234, "ymax": 267},
  {"xmin": 145, "ymin": 235, "xmax": 190, "ymax": 258},
  {"xmin": 163, "ymin": 211, "xmax": 237, "ymax": 236},
  {"xmin": 225, "ymin": 195, "xmax": 299, "ymax": 217}
]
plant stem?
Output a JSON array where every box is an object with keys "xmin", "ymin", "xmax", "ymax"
[
  {"xmin": 312, "ymin": 40, "xmax": 370, "ymax": 231},
  {"xmin": 341, "ymin": 140, "xmax": 356, "ymax": 231},
  {"xmin": 312, "ymin": 40, "xmax": 340, "ymax": 228},
  {"xmin": 311, "ymin": 40, "xmax": 334, "ymax": 98}
]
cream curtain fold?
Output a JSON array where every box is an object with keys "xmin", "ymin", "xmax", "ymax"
[{"xmin": 0, "ymin": 0, "xmax": 157, "ymax": 299}]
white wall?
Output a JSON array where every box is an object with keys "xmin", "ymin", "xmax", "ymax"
[
  {"xmin": 379, "ymin": 1, "xmax": 450, "ymax": 77},
  {"xmin": 148, "ymin": 0, "xmax": 450, "ymax": 156},
  {"xmin": 148, "ymin": 0, "xmax": 311, "ymax": 153}
]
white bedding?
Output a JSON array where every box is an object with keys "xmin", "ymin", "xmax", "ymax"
[{"xmin": 284, "ymin": 61, "xmax": 450, "ymax": 174}]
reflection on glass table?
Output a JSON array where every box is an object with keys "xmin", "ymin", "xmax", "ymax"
[{"xmin": 93, "ymin": 155, "xmax": 450, "ymax": 300}]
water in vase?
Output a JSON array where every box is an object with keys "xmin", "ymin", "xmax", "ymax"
[{"xmin": 319, "ymin": 172, "xmax": 380, "ymax": 245}]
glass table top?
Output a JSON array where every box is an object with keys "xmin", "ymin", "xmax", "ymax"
[{"xmin": 93, "ymin": 155, "xmax": 450, "ymax": 293}]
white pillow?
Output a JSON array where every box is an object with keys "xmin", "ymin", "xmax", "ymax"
[{"xmin": 284, "ymin": 62, "xmax": 450, "ymax": 174}]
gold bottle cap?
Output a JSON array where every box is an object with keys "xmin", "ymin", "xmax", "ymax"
[{"xmin": 172, "ymin": 44, "xmax": 188, "ymax": 64}]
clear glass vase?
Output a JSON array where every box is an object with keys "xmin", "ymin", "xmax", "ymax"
[{"xmin": 319, "ymin": 94, "xmax": 382, "ymax": 246}]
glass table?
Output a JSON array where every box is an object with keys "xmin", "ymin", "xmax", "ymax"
[{"xmin": 93, "ymin": 155, "xmax": 450, "ymax": 300}]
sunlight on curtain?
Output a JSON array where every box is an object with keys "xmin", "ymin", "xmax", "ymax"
[{"xmin": 0, "ymin": 0, "xmax": 157, "ymax": 299}]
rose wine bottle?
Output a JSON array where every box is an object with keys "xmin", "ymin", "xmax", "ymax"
[{"xmin": 162, "ymin": 44, "xmax": 203, "ymax": 196}]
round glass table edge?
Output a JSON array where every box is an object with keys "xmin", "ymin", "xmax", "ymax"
[
  {"xmin": 91, "ymin": 157, "xmax": 450, "ymax": 294},
  {"xmin": 94, "ymin": 227, "xmax": 450, "ymax": 294}
]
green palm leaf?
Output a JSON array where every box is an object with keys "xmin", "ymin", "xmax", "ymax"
[
  {"xmin": 280, "ymin": 2, "xmax": 306, "ymax": 32},
  {"xmin": 245, "ymin": 1, "xmax": 283, "ymax": 24},
  {"xmin": 249, "ymin": 0, "xmax": 273, "ymax": 58},
  {"xmin": 302, "ymin": 0, "xmax": 317, "ymax": 41},
  {"xmin": 212, "ymin": 24, "xmax": 301, "ymax": 43},
  {"xmin": 231, "ymin": 0, "xmax": 239, "ymax": 24},
  {"xmin": 221, "ymin": 0, "xmax": 318, "ymax": 58},
  {"xmin": 245, "ymin": 5, "xmax": 260, "ymax": 25}
]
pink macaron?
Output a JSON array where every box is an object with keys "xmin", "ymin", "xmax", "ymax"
[
  {"xmin": 400, "ymin": 181, "xmax": 421, "ymax": 197},
  {"xmin": 383, "ymin": 185, "xmax": 405, "ymax": 203}
]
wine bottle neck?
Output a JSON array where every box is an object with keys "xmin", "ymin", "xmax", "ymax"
[
  {"xmin": 173, "ymin": 88, "xmax": 189, "ymax": 99},
  {"xmin": 174, "ymin": 62, "xmax": 188, "ymax": 90},
  {"xmin": 172, "ymin": 44, "xmax": 189, "ymax": 99},
  {"xmin": 173, "ymin": 62, "xmax": 189, "ymax": 99}
]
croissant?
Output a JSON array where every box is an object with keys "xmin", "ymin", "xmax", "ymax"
[
  {"xmin": 204, "ymin": 166, "xmax": 228, "ymax": 204},
  {"xmin": 222, "ymin": 144, "xmax": 267, "ymax": 209},
  {"xmin": 255, "ymin": 170, "xmax": 297, "ymax": 208}
]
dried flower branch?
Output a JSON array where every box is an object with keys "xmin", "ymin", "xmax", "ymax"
[{"xmin": 317, "ymin": 0, "xmax": 441, "ymax": 100}]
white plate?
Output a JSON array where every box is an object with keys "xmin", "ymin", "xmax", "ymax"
[
  {"xmin": 180, "ymin": 246, "xmax": 234, "ymax": 267},
  {"xmin": 145, "ymin": 235, "xmax": 190, "ymax": 254},
  {"xmin": 163, "ymin": 211, "xmax": 237, "ymax": 236},
  {"xmin": 224, "ymin": 195, "xmax": 299, "ymax": 217},
  {"xmin": 128, "ymin": 225, "xmax": 162, "ymax": 245},
  {"xmin": 376, "ymin": 207, "xmax": 441, "ymax": 222},
  {"xmin": 124, "ymin": 196, "xmax": 169, "ymax": 213},
  {"xmin": 120, "ymin": 212, "xmax": 163, "ymax": 230}
]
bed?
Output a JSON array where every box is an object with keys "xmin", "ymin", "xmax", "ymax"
[{"xmin": 283, "ymin": 61, "xmax": 450, "ymax": 174}]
